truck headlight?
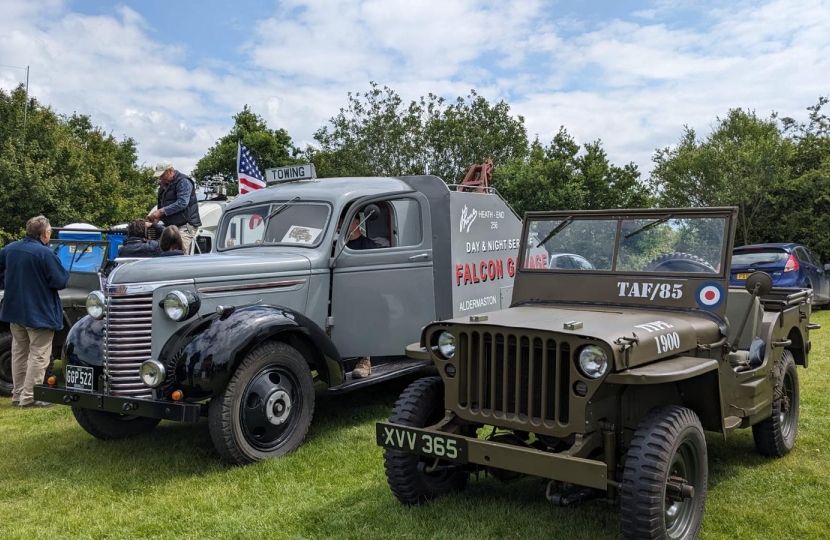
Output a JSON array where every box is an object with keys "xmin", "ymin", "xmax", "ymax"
[
  {"xmin": 437, "ymin": 331, "xmax": 456, "ymax": 359},
  {"xmin": 162, "ymin": 290, "xmax": 200, "ymax": 322},
  {"xmin": 139, "ymin": 360, "xmax": 166, "ymax": 388},
  {"xmin": 86, "ymin": 291, "xmax": 105, "ymax": 320},
  {"xmin": 577, "ymin": 345, "xmax": 608, "ymax": 379}
]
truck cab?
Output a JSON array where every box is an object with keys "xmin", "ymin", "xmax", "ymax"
[
  {"xmin": 378, "ymin": 207, "xmax": 817, "ymax": 540},
  {"xmin": 35, "ymin": 174, "xmax": 531, "ymax": 464}
]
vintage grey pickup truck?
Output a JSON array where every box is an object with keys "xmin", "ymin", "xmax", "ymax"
[{"xmin": 36, "ymin": 174, "xmax": 540, "ymax": 464}]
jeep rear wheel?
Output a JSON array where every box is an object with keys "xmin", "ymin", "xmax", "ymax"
[
  {"xmin": 0, "ymin": 332, "xmax": 12, "ymax": 397},
  {"xmin": 621, "ymin": 405, "xmax": 708, "ymax": 540},
  {"xmin": 752, "ymin": 350, "xmax": 799, "ymax": 457},
  {"xmin": 383, "ymin": 376, "xmax": 468, "ymax": 505},
  {"xmin": 209, "ymin": 341, "xmax": 314, "ymax": 465},
  {"xmin": 72, "ymin": 408, "xmax": 161, "ymax": 440}
]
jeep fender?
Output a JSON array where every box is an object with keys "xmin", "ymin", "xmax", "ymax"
[
  {"xmin": 159, "ymin": 304, "xmax": 344, "ymax": 400},
  {"xmin": 62, "ymin": 315, "xmax": 106, "ymax": 368}
]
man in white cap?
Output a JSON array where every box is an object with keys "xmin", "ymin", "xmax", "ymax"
[{"xmin": 146, "ymin": 160, "xmax": 202, "ymax": 254}]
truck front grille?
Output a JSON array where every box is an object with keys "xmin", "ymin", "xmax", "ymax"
[
  {"xmin": 104, "ymin": 292, "xmax": 154, "ymax": 399},
  {"xmin": 455, "ymin": 330, "xmax": 572, "ymax": 428}
]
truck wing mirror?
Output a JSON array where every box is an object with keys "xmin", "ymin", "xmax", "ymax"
[
  {"xmin": 824, "ymin": 263, "xmax": 830, "ymax": 272},
  {"xmin": 364, "ymin": 204, "xmax": 381, "ymax": 221},
  {"xmin": 745, "ymin": 271, "xmax": 773, "ymax": 296}
]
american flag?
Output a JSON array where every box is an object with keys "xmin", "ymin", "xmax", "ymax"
[{"xmin": 237, "ymin": 142, "xmax": 266, "ymax": 194}]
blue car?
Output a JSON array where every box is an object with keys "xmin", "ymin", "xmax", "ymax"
[{"xmin": 730, "ymin": 243, "xmax": 830, "ymax": 306}]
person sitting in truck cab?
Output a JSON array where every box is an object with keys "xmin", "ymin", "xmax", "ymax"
[{"xmin": 159, "ymin": 226, "xmax": 185, "ymax": 257}]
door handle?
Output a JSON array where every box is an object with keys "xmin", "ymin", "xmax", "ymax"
[{"xmin": 409, "ymin": 253, "xmax": 430, "ymax": 261}]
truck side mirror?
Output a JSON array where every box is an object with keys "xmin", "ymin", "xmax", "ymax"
[
  {"xmin": 364, "ymin": 204, "xmax": 381, "ymax": 221},
  {"xmin": 745, "ymin": 271, "xmax": 773, "ymax": 296},
  {"xmin": 824, "ymin": 263, "xmax": 830, "ymax": 271}
]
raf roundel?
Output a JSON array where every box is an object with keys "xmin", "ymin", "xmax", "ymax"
[{"xmin": 696, "ymin": 282, "xmax": 725, "ymax": 309}]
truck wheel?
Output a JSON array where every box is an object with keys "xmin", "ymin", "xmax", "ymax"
[
  {"xmin": 383, "ymin": 376, "xmax": 468, "ymax": 505},
  {"xmin": 209, "ymin": 341, "xmax": 314, "ymax": 465},
  {"xmin": 0, "ymin": 332, "xmax": 12, "ymax": 397},
  {"xmin": 72, "ymin": 408, "xmax": 161, "ymax": 440},
  {"xmin": 621, "ymin": 405, "xmax": 707, "ymax": 540},
  {"xmin": 641, "ymin": 252, "xmax": 715, "ymax": 273},
  {"xmin": 752, "ymin": 350, "xmax": 799, "ymax": 457}
]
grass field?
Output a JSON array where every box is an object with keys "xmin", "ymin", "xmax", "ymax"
[{"xmin": 2, "ymin": 311, "xmax": 830, "ymax": 539}]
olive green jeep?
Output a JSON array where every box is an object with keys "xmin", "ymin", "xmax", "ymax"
[{"xmin": 377, "ymin": 207, "xmax": 819, "ymax": 540}]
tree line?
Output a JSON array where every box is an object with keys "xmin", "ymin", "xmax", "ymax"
[{"xmin": 2, "ymin": 83, "xmax": 829, "ymax": 261}]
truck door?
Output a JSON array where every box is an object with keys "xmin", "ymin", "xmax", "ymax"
[{"xmin": 330, "ymin": 192, "xmax": 435, "ymax": 357}]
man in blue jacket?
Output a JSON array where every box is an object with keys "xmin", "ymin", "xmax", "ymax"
[{"xmin": 0, "ymin": 216, "xmax": 69, "ymax": 407}]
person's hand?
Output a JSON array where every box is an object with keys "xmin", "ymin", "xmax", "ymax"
[{"xmin": 146, "ymin": 209, "xmax": 163, "ymax": 222}]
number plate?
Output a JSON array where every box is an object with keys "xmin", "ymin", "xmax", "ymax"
[
  {"xmin": 736, "ymin": 273, "xmax": 751, "ymax": 280},
  {"xmin": 65, "ymin": 365, "xmax": 94, "ymax": 392},
  {"xmin": 376, "ymin": 423, "xmax": 468, "ymax": 463}
]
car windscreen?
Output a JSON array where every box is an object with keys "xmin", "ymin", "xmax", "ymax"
[
  {"xmin": 219, "ymin": 202, "xmax": 330, "ymax": 250},
  {"xmin": 732, "ymin": 248, "xmax": 788, "ymax": 266},
  {"xmin": 525, "ymin": 214, "xmax": 728, "ymax": 275}
]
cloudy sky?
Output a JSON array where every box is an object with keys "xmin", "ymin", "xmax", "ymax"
[{"xmin": 1, "ymin": 0, "xmax": 828, "ymax": 176}]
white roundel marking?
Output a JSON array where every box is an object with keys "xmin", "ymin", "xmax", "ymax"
[{"xmin": 698, "ymin": 285, "xmax": 721, "ymax": 306}]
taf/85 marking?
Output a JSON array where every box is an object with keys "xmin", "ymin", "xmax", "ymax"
[{"xmin": 617, "ymin": 282, "xmax": 682, "ymax": 300}]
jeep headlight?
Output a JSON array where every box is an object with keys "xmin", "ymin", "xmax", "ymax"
[
  {"xmin": 139, "ymin": 360, "xmax": 166, "ymax": 388},
  {"xmin": 437, "ymin": 331, "xmax": 456, "ymax": 359},
  {"xmin": 162, "ymin": 290, "xmax": 200, "ymax": 322},
  {"xmin": 577, "ymin": 345, "xmax": 608, "ymax": 379},
  {"xmin": 86, "ymin": 290, "xmax": 105, "ymax": 320}
]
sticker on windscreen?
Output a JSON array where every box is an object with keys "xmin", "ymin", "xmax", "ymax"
[{"xmin": 696, "ymin": 282, "xmax": 725, "ymax": 309}]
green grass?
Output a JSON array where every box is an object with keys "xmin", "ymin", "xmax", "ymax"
[{"xmin": 2, "ymin": 312, "xmax": 830, "ymax": 539}]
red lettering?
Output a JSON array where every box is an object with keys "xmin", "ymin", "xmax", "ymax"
[
  {"xmin": 541, "ymin": 254, "xmax": 547, "ymax": 267},
  {"xmin": 463, "ymin": 264, "xmax": 472, "ymax": 285},
  {"xmin": 471, "ymin": 263, "xmax": 480, "ymax": 283},
  {"xmin": 488, "ymin": 260, "xmax": 496, "ymax": 281},
  {"xmin": 507, "ymin": 258, "xmax": 515, "ymax": 277},
  {"xmin": 480, "ymin": 261, "xmax": 488, "ymax": 282},
  {"xmin": 496, "ymin": 259, "xmax": 504, "ymax": 279},
  {"xmin": 455, "ymin": 264, "xmax": 463, "ymax": 286}
]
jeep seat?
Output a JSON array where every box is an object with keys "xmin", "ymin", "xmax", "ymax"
[{"xmin": 726, "ymin": 289, "xmax": 763, "ymax": 350}]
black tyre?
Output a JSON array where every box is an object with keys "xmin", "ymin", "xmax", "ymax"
[
  {"xmin": 621, "ymin": 405, "xmax": 708, "ymax": 540},
  {"xmin": 0, "ymin": 332, "xmax": 12, "ymax": 397},
  {"xmin": 752, "ymin": 350, "xmax": 799, "ymax": 457},
  {"xmin": 209, "ymin": 341, "xmax": 314, "ymax": 465},
  {"xmin": 383, "ymin": 376, "xmax": 468, "ymax": 505},
  {"xmin": 642, "ymin": 252, "xmax": 715, "ymax": 273},
  {"xmin": 72, "ymin": 408, "xmax": 161, "ymax": 440}
]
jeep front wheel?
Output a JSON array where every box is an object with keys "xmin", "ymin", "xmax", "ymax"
[
  {"xmin": 0, "ymin": 332, "xmax": 12, "ymax": 397},
  {"xmin": 621, "ymin": 405, "xmax": 708, "ymax": 540},
  {"xmin": 752, "ymin": 350, "xmax": 799, "ymax": 457},
  {"xmin": 72, "ymin": 408, "xmax": 161, "ymax": 440},
  {"xmin": 383, "ymin": 376, "xmax": 468, "ymax": 505},
  {"xmin": 209, "ymin": 341, "xmax": 314, "ymax": 465}
]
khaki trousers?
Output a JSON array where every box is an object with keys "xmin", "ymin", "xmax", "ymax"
[
  {"xmin": 181, "ymin": 224, "xmax": 199, "ymax": 255},
  {"xmin": 10, "ymin": 323, "xmax": 54, "ymax": 406}
]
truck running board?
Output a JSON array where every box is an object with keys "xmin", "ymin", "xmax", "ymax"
[{"xmin": 328, "ymin": 358, "xmax": 433, "ymax": 394}]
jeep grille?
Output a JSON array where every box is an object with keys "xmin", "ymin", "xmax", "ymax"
[
  {"xmin": 454, "ymin": 330, "xmax": 576, "ymax": 430},
  {"xmin": 104, "ymin": 291, "xmax": 154, "ymax": 399}
]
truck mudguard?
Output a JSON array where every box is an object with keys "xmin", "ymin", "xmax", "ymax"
[{"xmin": 158, "ymin": 304, "xmax": 344, "ymax": 400}]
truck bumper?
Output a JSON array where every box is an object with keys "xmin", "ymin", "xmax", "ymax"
[
  {"xmin": 34, "ymin": 385, "xmax": 202, "ymax": 423},
  {"xmin": 376, "ymin": 422, "xmax": 608, "ymax": 490}
]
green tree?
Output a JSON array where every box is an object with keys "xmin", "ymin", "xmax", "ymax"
[
  {"xmin": 308, "ymin": 83, "xmax": 528, "ymax": 182},
  {"xmin": 649, "ymin": 109, "xmax": 793, "ymax": 246},
  {"xmin": 492, "ymin": 128, "xmax": 652, "ymax": 217},
  {"xmin": 193, "ymin": 106, "xmax": 299, "ymax": 195},
  {"xmin": 0, "ymin": 85, "xmax": 156, "ymax": 244}
]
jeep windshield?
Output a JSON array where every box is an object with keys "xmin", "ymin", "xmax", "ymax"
[
  {"xmin": 218, "ymin": 202, "xmax": 331, "ymax": 250},
  {"xmin": 525, "ymin": 214, "xmax": 727, "ymax": 274}
]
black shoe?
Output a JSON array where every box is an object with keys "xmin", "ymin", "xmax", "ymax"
[{"xmin": 20, "ymin": 401, "xmax": 54, "ymax": 409}]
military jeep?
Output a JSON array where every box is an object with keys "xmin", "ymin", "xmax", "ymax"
[{"xmin": 378, "ymin": 207, "xmax": 818, "ymax": 540}]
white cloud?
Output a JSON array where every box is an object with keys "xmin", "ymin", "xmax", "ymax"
[{"xmin": 0, "ymin": 0, "xmax": 828, "ymax": 182}]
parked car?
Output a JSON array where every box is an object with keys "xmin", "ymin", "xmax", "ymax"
[{"xmin": 730, "ymin": 243, "xmax": 830, "ymax": 306}]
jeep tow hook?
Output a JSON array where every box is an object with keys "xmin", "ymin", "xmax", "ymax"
[
  {"xmin": 665, "ymin": 475, "xmax": 695, "ymax": 502},
  {"xmin": 545, "ymin": 482, "xmax": 596, "ymax": 507}
]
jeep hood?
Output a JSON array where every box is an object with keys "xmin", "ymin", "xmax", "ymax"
[
  {"xmin": 445, "ymin": 304, "xmax": 723, "ymax": 370},
  {"xmin": 108, "ymin": 250, "xmax": 312, "ymax": 284}
]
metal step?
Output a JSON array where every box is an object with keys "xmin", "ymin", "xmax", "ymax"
[
  {"xmin": 328, "ymin": 357, "xmax": 434, "ymax": 394},
  {"xmin": 724, "ymin": 415, "xmax": 742, "ymax": 432}
]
